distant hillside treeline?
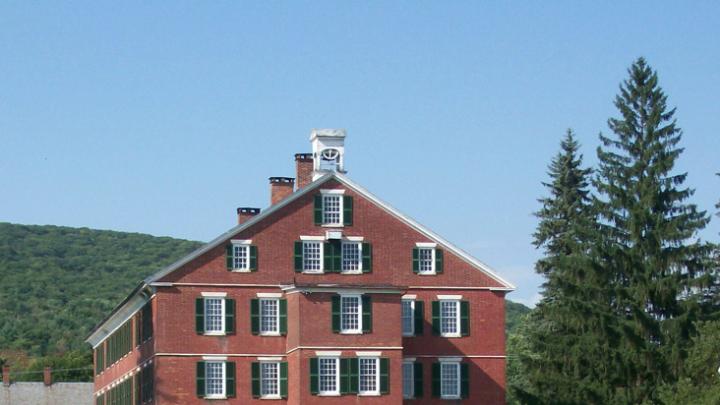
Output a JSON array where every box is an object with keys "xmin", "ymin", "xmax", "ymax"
[{"xmin": 0, "ymin": 223, "xmax": 202, "ymax": 357}]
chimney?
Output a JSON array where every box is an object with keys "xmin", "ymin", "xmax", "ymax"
[
  {"xmin": 237, "ymin": 207, "xmax": 260, "ymax": 224},
  {"xmin": 2, "ymin": 365, "xmax": 9, "ymax": 386},
  {"xmin": 43, "ymin": 367, "xmax": 52, "ymax": 386},
  {"xmin": 269, "ymin": 177, "xmax": 295, "ymax": 205},
  {"xmin": 295, "ymin": 153, "xmax": 313, "ymax": 189}
]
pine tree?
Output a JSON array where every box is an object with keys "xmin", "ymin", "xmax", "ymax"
[
  {"xmin": 593, "ymin": 58, "xmax": 712, "ymax": 403},
  {"xmin": 516, "ymin": 130, "xmax": 614, "ymax": 404}
]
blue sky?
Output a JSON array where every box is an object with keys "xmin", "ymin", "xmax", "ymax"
[{"xmin": 1, "ymin": 2, "xmax": 718, "ymax": 307}]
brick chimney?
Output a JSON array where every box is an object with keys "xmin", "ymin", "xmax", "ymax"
[
  {"xmin": 2, "ymin": 365, "xmax": 9, "ymax": 386},
  {"xmin": 237, "ymin": 207, "xmax": 260, "ymax": 224},
  {"xmin": 295, "ymin": 153, "xmax": 313, "ymax": 189},
  {"xmin": 269, "ymin": 177, "xmax": 295, "ymax": 205},
  {"xmin": 43, "ymin": 367, "xmax": 52, "ymax": 386}
]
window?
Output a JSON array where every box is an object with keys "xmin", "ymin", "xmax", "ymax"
[
  {"xmin": 260, "ymin": 362, "xmax": 280, "ymax": 398},
  {"xmin": 205, "ymin": 362, "xmax": 226, "ymax": 398},
  {"xmin": 319, "ymin": 358, "xmax": 339, "ymax": 395},
  {"xmin": 204, "ymin": 298, "xmax": 225, "ymax": 334},
  {"xmin": 303, "ymin": 241, "xmax": 322, "ymax": 272},
  {"xmin": 260, "ymin": 299, "xmax": 279, "ymax": 335},
  {"xmin": 359, "ymin": 357, "xmax": 379, "ymax": 395},
  {"xmin": 440, "ymin": 362, "xmax": 460, "ymax": 399},
  {"xmin": 341, "ymin": 242, "xmax": 361, "ymax": 272},
  {"xmin": 402, "ymin": 300, "xmax": 414, "ymax": 336},
  {"xmin": 418, "ymin": 248, "xmax": 434, "ymax": 274},
  {"xmin": 402, "ymin": 362, "xmax": 414, "ymax": 399},
  {"xmin": 323, "ymin": 194, "xmax": 342, "ymax": 225},
  {"xmin": 440, "ymin": 301, "xmax": 460, "ymax": 337},
  {"xmin": 231, "ymin": 244, "xmax": 249, "ymax": 270},
  {"xmin": 341, "ymin": 295, "xmax": 361, "ymax": 333}
]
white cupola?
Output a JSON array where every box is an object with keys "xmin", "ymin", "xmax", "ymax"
[{"xmin": 310, "ymin": 128, "xmax": 346, "ymax": 180}]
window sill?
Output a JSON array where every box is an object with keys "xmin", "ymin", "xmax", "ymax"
[
  {"xmin": 416, "ymin": 272, "xmax": 437, "ymax": 276},
  {"xmin": 230, "ymin": 269, "xmax": 252, "ymax": 273},
  {"xmin": 321, "ymin": 224, "xmax": 344, "ymax": 228},
  {"xmin": 440, "ymin": 334, "xmax": 462, "ymax": 338},
  {"xmin": 340, "ymin": 271, "xmax": 363, "ymax": 275},
  {"xmin": 359, "ymin": 392, "xmax": 381, "ymax": 396},
  {"xmin": 340, "ymin": 330, "xmax": 363, "ymax": 335},
  {"xmin": 441, "ymin": 396, "xmax": 461, "ymax": 400},
  {"xmin": 204, "ymin": 395, "xmax": 227, "ymax": 400},
  {"xmin": 402, "ymin": 333, "xmax": 415, "ymax": 337},
  {"xmin": 260, "ymin": 332, "xmax": 281, "ymax": 337},
  {"xmin": 203, "ymin": 332, "xmax": 227, "ymax": 337},
  {"xmin": 260, "ymin": 395, "xmax": 282, "ymax": 400},
  {"xmin": 317, "ymin": 393, "xmax": 341, "ymax": 396},
  {"xmin": 302, "ymin": 270, "xmax": 324, "ymax": 274}
]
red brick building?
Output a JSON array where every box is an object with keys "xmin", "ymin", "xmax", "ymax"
[{"xmin": 86, "ymin": 129, "xmax": 514, "ymax": 404}]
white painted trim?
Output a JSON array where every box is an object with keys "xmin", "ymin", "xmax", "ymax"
[
  {"xmin": 155, "ymin": 353, "xmax": 287, "ymax": 357},
  {"xmin": 203, "ymin": 356, "xmax": 228, "ymax": 361},
  {"xmin": 300, "ymin": 235, "xmax": 326, "ymax": 241},
  {"xmin": 281, "ymin": 285, "xmax": 401, "ymax": 295},
  {"xmin": 415, "ymin": 242, "xmax": 437, "ymax": 248},
  {"xmin": 201, "ymin": 292, "xmax": 228, "ymax": 297},
  {"xmin": 401, "ymin": 294, "xmax": 417, "ymax": 300},
  {"xmin": 345, "ymin": 236, "xmax": 364, "ymax": 242},
  {"xmin": 256, "ymin": 292, "xmax": 282, "ymax": 298},
  {"xmin": 287, "ymin": 346, "xmax": 402, "ymax": 354},
  {"xmin": 257, "ymin": 356, "xmax": 283, "ymax": 361},
  {"xmin": 315, "ymin": 351, "xmax": 342, "ymax": 356},
  {"xmin": 150, "ymin": 281, "xmax": 173, "ymax": 287},
  {"xmin": 167, "ymin": 283, "xmax": 284, "ymax": 288},
  {"xmin": 438, "ymin": 357, "xmax": 463, "ymax": 362},
  {"xmin": 320, "ymin": 188, "xmax": 345, "ymax": 195},
  {"xmin": 325, "ymin": 230, "xmax": 343, "ymax": 240},
  {"xmin": 230, "ymin": 239, "xmax": 252, "ymax": 245},
  {"xmin": 404, "ymin": 357, "xmax": 416, "ymax": 362},
  {"xmin": 437, "ymin": 294, "xmax": 462, "ymax": 300},
  {"xmin": 355, "ymin": 351, "xmax": 382, "ymax": 357},
  {"xmin": 408, "ymin": 286, "xmax": 513, "ymax": 291}
]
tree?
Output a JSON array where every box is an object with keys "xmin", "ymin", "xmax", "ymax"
[
  {"xmin": 593, "ymin": 58, "xmax": 712, "ymax": 403},
  {"xmin": 514, "ymin": 130, "xmax": 614, "ymax": 403}
]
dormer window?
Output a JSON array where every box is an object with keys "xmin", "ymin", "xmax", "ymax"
[{"xmin": 314, "ymin": 190, "xmax": 353, "ymax": 226}]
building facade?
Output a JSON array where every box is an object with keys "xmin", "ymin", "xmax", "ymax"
[{"xmin": 86, "ymin": 129, "xmax": 514, "ymax": 404}]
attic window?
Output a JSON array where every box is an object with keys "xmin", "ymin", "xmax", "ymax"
[{"xmin": 319, "ymin": 148, "xmax": 341, "ymax": 172}]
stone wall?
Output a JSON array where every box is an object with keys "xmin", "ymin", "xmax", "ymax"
[{"xmin": 0, "ymin": 382, "xmax": 93, "ymax": 405}]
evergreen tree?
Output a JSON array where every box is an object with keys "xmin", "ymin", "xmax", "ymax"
[
  {"xmin": 516, "ymin": 130, "xmax": 614, "ymax": 403},
  {"xmin": 593, "ymin": 58, "xmax": 712, "ymax": 403}
]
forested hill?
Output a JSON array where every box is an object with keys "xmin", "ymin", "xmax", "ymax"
[
  {"xmin": 0, "ymin": 222, "xmax": 529, "ymax": 366},
  {"xmin": 0, "ymin": 222, "xmax": 202, "ymax": 358}
]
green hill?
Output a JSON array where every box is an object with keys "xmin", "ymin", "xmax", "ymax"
[{"xmin": 0, "ymin": 222, "xmax": 530, "ymax": 378}]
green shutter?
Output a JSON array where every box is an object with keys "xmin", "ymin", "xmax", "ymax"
[
  {"xmin": 310, "ymin": 358, "xmax": 319, "ymax": 395},
  {"xmin": 134, "ymin": 373, "xmax": 140, "ymax": 405},
  {"xmin": 380, "ymin": 358, "xmax": 389, "ymax": 394},
  {"xmin": 225, "ymin": 362, "xmax": 236, "ymax": 398},
  {"xmin": 431, "ymin": 362, "xmax": 440, "ymax": 397},
  {"xmin": 324, "ymin": 241, "xmax": 341, "ymax": 273},
  {"xmin": 349, "ymin": 358, "xmax": 359, "ymax": 394},
  {"xmin": 340, "ymin": 358, "xmax": 349, "ymax": 394},
  {"xmin": 195, "ymin": 298, "xmax": 205, "ymax": 334},
  {"xmin": 249, "ymin": 245, "xmax": 258, "ymax": 271},
  {"xmin": 412, "ymin": 247, "xmax": 419, "ymax": 273},
  {"xmin": 294, "ymin": 241, "xmax": 303, "ymax": 272},
  {"xmin": 250, "ymin": 299, "xmax": 260, "ymax": 335},
  {"xmin": 226, "ymin": 244, "xmax": 233, "ymax": 270},
  {"xmin": 314, "ymin": 195, "xmax": 323, "ymax": 225},
  {"xmin": 331, "ymin": 295, "xmax": 341, "ymax": 333},
  {"xmin": 251, "ymin": 362, "xmax": 260, "ymax": 398},
  {"xmin": 361, "ymin": 243, "xmax": 372, "ymax": 273},
  {"xmin": 134, "ymin": 315, "xmax": 140, "ymax": 349},
  {"xmin": 225, "ymin": 299, "xmax": 235, "ymax": 334},
  {"xmin": 279, "ymin": 299, "xmax": 287, "ymax": 335},
  {"xmin": 343, "ymin": 196, "xmax": 353, "ymax": 226},
  {"xmin": 431, "ymin": 301, "xmax": 440, "ymax": 335},
  {"xmin": 362, "ymin": 295, "xmax": 372, "ymax": 333},
  {"xmin": 196, "ymin": 361, "xmax": 206, "ymax": 397},
  {"xmin": 460, "ymin": 301, "xmax": 470, "ymax": 336},
  {"xmin": 435, "ymin": 249, "xmax": 443, "ymax": 273},
  {"xmin": 413, "ymin": 362, "xmax": 423, "ymax": 398},
  {"xmin": 280, "ymin": 362, "xmax": 288, "ymax": 398},
  {"xmin": 414, "ymin": 301, "xmax": 424, "ymax": 335},
  {"xmin": 461, "ymin": 363, "xmax": 469, "ymax": 398}
]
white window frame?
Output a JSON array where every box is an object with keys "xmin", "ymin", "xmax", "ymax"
[
  {"xmin": 416, "ymin": 243, "xmax": 437, "ymax": 275},
  {"xmin": 302, "ymin": 239, "xmax": 324, "ymax": 273},
  {"xmin": 229, "ymin": 240, "xmax": 252, "ymax": 272},
  {"xmin": 320, "ymin": 189, "xmax": 345, "ymax": 227},
  {"xmin": 401, "ymin": 299, "xmax": 415, "ymax": 336},
  {"xmin": 202, "ymin": 295, "xmax": 226, "ymax": 336},
  {"xmin": 439, "ymin": 300, "xmax": 461, "ymax": 338},
  {"xmin": 340, "ymin": 240, "xmax": 363, "ymax": 273},
  {"xmin": 204, "ymin": 361, "xmax": 227, "ymax": 399},
  {"xmin": 259, "ymin": 298, "xmax": 280, "ymax": 336},
  {"xmin": 358, "ymin": 357, "xmax": 380, "ymax": 396},
  {"xmin": 318, "ymin": 357, "xmax": 340, "ymax": 396},
  {"xmin": 340, "ymin": 294, "xmax": 363, "ymax": 334},
  {"xmin": 402, "ymin": 360, "xmax": 415, "ymax": 399},
  {"xmin": 259, "ymin": 361, "xmax": 281, "ymax": 399},
  {"xmin": 440, "ymin": 361, "xmax": 461, "ymax": 400}
]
